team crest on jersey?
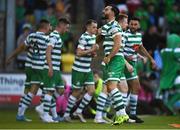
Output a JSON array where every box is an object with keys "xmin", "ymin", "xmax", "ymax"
[
  {"xmin": 108, "ymin": 72, "xmax": 115, "ymax": 77},
  {"xmin": 76, "ymin": 82, "xmax": 80, "ymax": 86}
]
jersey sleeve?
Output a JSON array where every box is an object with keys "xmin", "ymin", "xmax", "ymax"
[
  {"xmin": 174, "ymin": 48, "xmax": 180, "ymax": 62},
  {"xmin": 109, "ymin": 25, "xmax": 121, "ymax": 38},
  {"xmin": 77, "ymin": 36, "xmax": 87, "ymax": 50},
  {"xmin": 101, "ymin": 26, "xmax": 106, "ymax": 36},
  {"xmin": 48, "ymin": 35, "xmax": 57, "ymax": 48},
  {"xmin": 24, "ymin": 35, "xmax": 31, "ymax": 46}
]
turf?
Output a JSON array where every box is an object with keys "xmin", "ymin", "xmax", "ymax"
[{"xmin": 0, "ymin": 108, "xmax": 179, "ymax": 129}]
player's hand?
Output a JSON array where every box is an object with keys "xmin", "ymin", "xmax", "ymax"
[
  {"xmin": 126, "ymin": 63, "xmax": 134, "ymax": 73},
  {"xmin": 91, "ymin": 44, "xmax": 99, "ymax": 52},
  {"xmin": 150, "ymin": 59, "xmax": 157, "ymax": 70},
  {"xmin": 97, "ymin": 28, "xmax": 102, "ymax": 35},
  {"xmin": 5, "ymin": 57, "xmax": 12, "ymax": 65},
  {"xmin": 103, "ymin": 56, "xmax": 110, "ymax": 64},
  {"xmin": 142, "ymin": 56, "xmax": 148, "ymax": 64},
  {"xmin": 48, "ymin": 67, "xmax": 53, "ymax": 78},
  {"xmin": 91, "ymin": 52, "xmax": 97, "ymax": 57}
]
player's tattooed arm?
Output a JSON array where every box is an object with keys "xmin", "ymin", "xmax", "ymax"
[
  {"xmin": 6, "ymin": 43, "xmax": 27, "ymax": 65},
  {"xmin": 138, "ymin": 45, "xmax": 156, "ymax": 69}
]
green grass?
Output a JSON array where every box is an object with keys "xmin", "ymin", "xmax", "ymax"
[{"xmin": 0, "ymin": 108, "xmax": 179, "ymax": 129}]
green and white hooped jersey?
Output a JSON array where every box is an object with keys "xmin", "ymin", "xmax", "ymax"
[
  {"xmin": 123, "ymin": 29, "xmax": 142, "ymax": 62},
  {"xmin": 72, "ymin": 32, "xmax": 96, "ymax": 72},
  {"xmin": 101, "ymin": 20, "xmax": 124, "ymax": 57},
  {"xmin": 44, "ymin": 30, "xmax": 63, "ymax": 71},
  {"xmin": 25, "ymin": 31, "xmax": 49, "ymax": 70}
]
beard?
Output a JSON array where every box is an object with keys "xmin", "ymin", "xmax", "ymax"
[
  {"xmin": 101, "ymin": 14, "xmax": 108, "ymax": 20},
  {"xmin": 130, "ymin": 28, "xmax": 137, "ymax": 33}
]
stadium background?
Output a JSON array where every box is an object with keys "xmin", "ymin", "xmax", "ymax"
[{"xmin": 0, "ymin": 0, "xmax": 179, "ymax": 129}]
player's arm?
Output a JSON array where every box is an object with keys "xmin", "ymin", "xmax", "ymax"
[
  {"xmin": 76, "ymin": 36, "xmax": 99, "ymax": 57},
  {"xmin": 124, "ymin": 59, "xmax": 133, "ymax": 73},
  {"xmin": 138, "ymin": 44, "xmax": 156, "ymax": 69},
  {"xmin": 46, "ymin": 45, "xmax": 53, "ymax": 77},
  {"xmin": 96, "ymin": 28, "xmax": 104, "ymax": 44},
  {"xmin": 6, "ymin": 43, "xmax": 27, "ymax": 65},
  {"xmin": 104, "ymin": 34, "xmax": 121, "ymax": 64},
  {"xmin": 137, "ymin": 53, "xmax": 147, "ymax": 64},
  {"xmin": 76, "ymin": 44, "xmax": 99, "ymax": 57}
]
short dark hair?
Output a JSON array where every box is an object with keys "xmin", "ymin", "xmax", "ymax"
[
  {"xmin": 109, "ymin": 4, "xmax": 119, "ymax": 18},
  {"xmin": 117, "ymin": 13, "xmax": 128, "ymax": 22},
  {"xmin": 85, "ymin": 19, "xmax": 97, "ymax": 27},
  {"xmin": 37, "ymin": 19, "xmax": 50, "ymax": 29},
  {"xmin": 130, "ymin": 16, "xmax": 140, "ymax": 22},
  {"xmin": 58, "ymin": 18, "xmax": 70, "ymax": 25}
]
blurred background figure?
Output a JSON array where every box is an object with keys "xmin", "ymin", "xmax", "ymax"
[{"xmin": 16, "ymin": 23, "xmax": 32, "ymax": 70}]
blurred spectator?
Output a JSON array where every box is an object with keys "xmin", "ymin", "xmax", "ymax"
[
  {"xmin": 126, "ymin": 0, "xmax": 141, "ymax": 16},
  {"xmin": 147, "ymin": 3, "xmax": 158, "ymax": 26},
  {"xmin": 61, "ymin": 32, "xmax": 74, "ymax": 53},
  {"xmin": 17, "ymin": 10, "xmax": 35, "ymax": 37},
  {"xmin": 160, "ymin": 34, "xmax": 180, "ymax": 92},
  {"xmin": 43, "ymin": 4, "xmax": 58, "ymax": 28},
  {"xmin": 56, "ymin": 81, "xmax": 71, "ymax": 116},
  {"xmin": 16, "ymin": 23, "xmax": 32, "ymax": 70},
  {"xmin": 93, "ymin": 70, "xmax": 103, "ymax": 99},
  {"xmin": 93, "ymin": 0, "xmax": 105, "ymax": 23},
  {"xmin": 137, "ymin": 73, "xmax": 172, "ymax": 115},
  {"xmin": 166, "ymin": 3, "xmax": 180, "ymax": 34},
  {"xmin": 34, "ymin": 0, "xmax": 48, "ymax": 24},
  {"xmin": 143, "ymin": 25, "xmax": 165, "ymax": 55},
  {"xmin": 134, "ymin": 5, "xmax": 149, "ymax": 32},
  {"xmin": 16, "ymin": 0, "xmax": 25, "ymax": 24}
]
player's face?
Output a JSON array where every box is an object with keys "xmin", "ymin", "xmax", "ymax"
[
  {"xmin": 103, "ymin": 6, "xmax": 112, "ymax": 19},
  {"xmin": 89, "ymin": 22, "xmax": 97, "ymax": 35},
  {"xmin": 94, "ymin": 74, "xmax": 99, "ymax": 82},
  {"xmin": 45, "ymin": 23, "xmax": 52, "ymax": 34},
  {"xmin": 59, "ymin": 23, "xmax": 70, "ymax": 34},
  {"xmin": 129, "ymin": 20, "xmax": 140, "ymax": 33},
  {"xmin": 120, "ymin": 18, "xmax": 128, "ymax": 31},
  {"xmin": 63, "ymin": 24, "xmax": 70, "ymax": 33}
]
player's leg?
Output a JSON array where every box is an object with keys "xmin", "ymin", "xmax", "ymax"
[
  {"xmin": 94, "ymin": 85, "xmax": 109, "ymax": 123},
  {"xmin": 125, "ymin": 61, "xmax": 144, "ymax": 123},
  {"xmin": 127, "ymin": 78, "xmax": 144, "ymax": 123},
  {"xmin": 73, "ymin": 71, "xmax": 95, "ymax": 123},
  {"xmin": 105, "ymin": 56, "xmax": 129, "ymax": 125},
  {"xmin": 94, "ymin": 64, "xmax": 109, "ymax": 123},
  {"xmin": 63, "ymin": 70, "xmax": 83, "ymax": 122},
  {"xmin": 51, "ymin": 71, "xmax": 64, "ymax": 122},
  {"xmin": 118, "ymin": 78, "xmax": 129, "ymax": 107}
]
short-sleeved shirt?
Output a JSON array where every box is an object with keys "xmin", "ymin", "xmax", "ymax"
[
  {"xmin": 44, "ymin": 30, "xmax": 63, "ymax": 71},
  {"xmin": 101, "ymin": 20, "xmax": 124, "ymax": 57},
  {"xmin": 24, "ymin": 31, "xmax": 49, "ymax": 70},
  {"xmin": 123, "ymin": 29, "xmax": 142, "ymax": 62},
  {"xmin": 72, "ymin": 32, "xmax": 96, "ymax": 72}
]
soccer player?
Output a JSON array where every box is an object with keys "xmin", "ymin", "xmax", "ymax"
[
  {"xmin": 94, "ymin": 12, "xmax": 134, "ymax": 124},
  {"xmin": 64, "ymin": 19, "xmax": 99, "ymax": 122},
  {"xmin": 36, "ymin": 18, "xmax": 70, "ymax": 122},
  {"xmin": 123, "ymin": 17, "xmax": 156, "ymax": 123},
  {"xmin": 95, "ymin": 5, "xmax": 130, "ymax": 125},
  {"xmin": 6, "ymin": 19, "xmax": 51, "ymax": 121}
]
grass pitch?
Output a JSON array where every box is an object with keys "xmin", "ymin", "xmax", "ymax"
[{"xmin": 0, "ymin": 108, "xmax": 179, "ymax": 129}]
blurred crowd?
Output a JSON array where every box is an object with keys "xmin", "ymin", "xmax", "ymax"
[{"xmin": 15, "ymin": 0, "xmax": 180, "ymax": 115}]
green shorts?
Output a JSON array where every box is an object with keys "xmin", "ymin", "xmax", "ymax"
[
  {"xmin": 72, "ymin": 69, "xmax": 94, "ymax": 89},
  {"xmin": 25, "ymin": 67, "xmax": 31, "ymax": 88},
  {"xmin": 124, "ymin": 60, "xmax": 138, "ymax": 80},
  {"xmin": 120, "ymin": 72, "xmax": 126, "ymax": 80},
  {"xmin": 103, "ymin": 56, "xmax": 125, "ymax": 83},
  {"xmin": 25, "ymin": 67, "xmax": 44, "ymax": 86},
  {"xmin": 42, "ymin": 69, "xmax": 64, "ymax": 91}
]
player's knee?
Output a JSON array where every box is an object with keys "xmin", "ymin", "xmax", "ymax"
[{"xmin": 87, "ymin": 86, "xmax": 95, "ymax": 96}]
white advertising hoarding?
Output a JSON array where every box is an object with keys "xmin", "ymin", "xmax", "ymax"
[{"xmin": 0, "ymin": 73, "xmax": 72, "ymax": 95}]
